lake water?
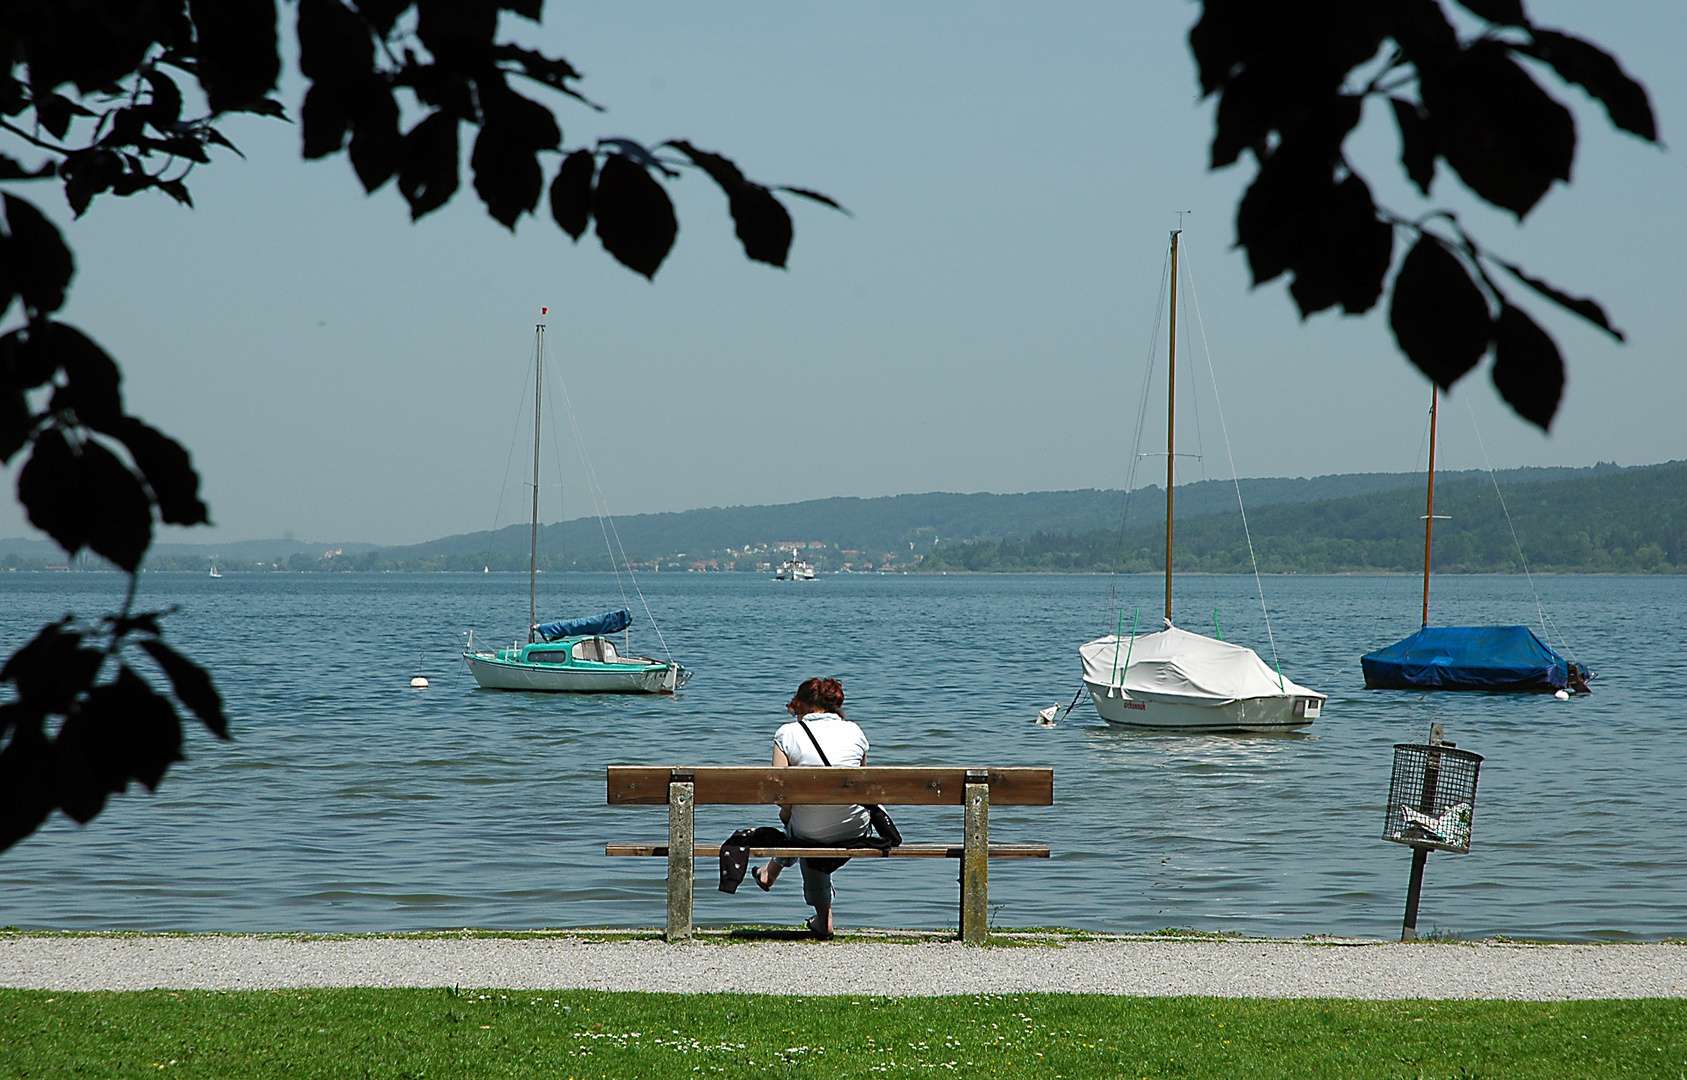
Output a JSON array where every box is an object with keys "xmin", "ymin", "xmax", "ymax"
[{"xmin": 1, "ymin": 571, "xmax": 1682, "ymax": 942}]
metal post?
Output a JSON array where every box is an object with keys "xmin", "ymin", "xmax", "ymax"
[
  {"xmin": 1165, "ymin": 229, "xmax": 1180, "ymax": 627},
  {"xmin": 1401, "ymin": 847, "xmax": 1429, "ymax": 942},
  {"xmin": 1401, "ymin": 723, "xmax": 1445, "ymax": 942},
  {"xmin": 666, "ymin": 772, "xmax": 694, "ymax": 942},
  {"xmin": 960, "ymin": 770, "xmax": 990, "ymax": 944}
]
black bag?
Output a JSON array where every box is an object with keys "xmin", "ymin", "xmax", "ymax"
[{"xmin": 796, "ymin": 716, "xmax": 902, "ymax": 847}]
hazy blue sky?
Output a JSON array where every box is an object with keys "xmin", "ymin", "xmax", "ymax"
[{"xmin": 6, "ymin": 1, "xmax": 1682, "ymax": 545}]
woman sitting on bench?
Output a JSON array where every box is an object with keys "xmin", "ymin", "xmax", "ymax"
[{"xmin": 751, "ymin": 677, "xmax": 870, "ymax": 940}]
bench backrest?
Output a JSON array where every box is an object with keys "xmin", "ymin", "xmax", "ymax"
[{"xmin": 607, "ymin": 766, "xmax": 1053, "ymax": 806}]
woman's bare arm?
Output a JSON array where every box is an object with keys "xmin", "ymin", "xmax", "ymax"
[{"xmin": 773, "ymin": 743, "xmax": 791, "ymax": 822}]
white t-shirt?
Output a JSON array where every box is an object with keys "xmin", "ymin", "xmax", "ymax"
[{"xmin": 774, "ymin": 712, "xmax": 871, "ymax": 843}]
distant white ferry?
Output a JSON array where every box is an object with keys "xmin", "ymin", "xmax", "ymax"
[{"xmin": 773, "ymin": 557, "xmax": 816, "ymax": 581}]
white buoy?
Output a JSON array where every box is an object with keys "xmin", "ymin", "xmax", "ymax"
[
  {"xmin": 1035, "ymin": 705, "xmax": 1058, "ymax": 727},
  {"xmin": 1554, "ymin": 688, "xmax": 1570, "ymax": 700},
  {"xmin": 411, "ymin": 676, "xmax": 430, "ymax": 688}
]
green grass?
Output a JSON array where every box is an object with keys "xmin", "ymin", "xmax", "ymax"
[{"xmin": 3, "ymin": 989, "xmax": 1683, "ymax": 1079}]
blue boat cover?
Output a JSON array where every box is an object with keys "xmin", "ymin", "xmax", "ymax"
[
  {"xmin": 1362, "ymin": 625, "xmax": 1584, "ymax": 692},
  {"xmin": 535, "ymin": 609, "xmax": 632, "ymax": 641}
]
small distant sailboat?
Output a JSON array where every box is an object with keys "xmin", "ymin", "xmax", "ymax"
[
  {"xmin": 208, "ymin": 559, "xmax": 222, "ymax": 579},
  {"xmin": 1078, "ymin": 229, "xmax": 1325, "ymax": 731},
  {"xmin": 1360, "ymin": 388, "xmax": 1589, "ymax": 693},
  {"xmin": 462, "ymin": 315, "xmax": 691, "ymax": 695}
]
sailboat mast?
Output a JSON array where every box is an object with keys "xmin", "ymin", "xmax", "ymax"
[
  {"xmin": 1165, "ymin": 229, "xmax": 1180, "ymax": 626},
  {"xmin": 1421, "ymin": 385, "xmax": 1438, "ymax": 628},
  {"xmin": 529, "ymin": 321, "xmax": 545, "ymax": 643}
]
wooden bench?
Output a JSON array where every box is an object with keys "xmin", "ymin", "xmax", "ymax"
[{"xmin": 606, "ymin": 765, "xmax": 1054, "ymax": 943}]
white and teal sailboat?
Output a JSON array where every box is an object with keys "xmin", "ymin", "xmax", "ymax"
[{"xmin": 462, "ymin": 317, "xmax": 691, "ymax": 694}]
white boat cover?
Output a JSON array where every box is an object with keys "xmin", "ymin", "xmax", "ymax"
[{"xmin": 1079, "ymin": 624, "xmax": 1320, "ymax": 705}]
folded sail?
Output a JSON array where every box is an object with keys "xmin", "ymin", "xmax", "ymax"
[
  {"xmin": 535, "ymin": 609, "xmax": 632, "ymax": 641},
  {"xmin": 1361, "ymin": 625, "xmax": 1584, "ymax": 691},
  {"xmin": 1080, "ymin": 625, "xmax": 1318, "ymax": 705}
]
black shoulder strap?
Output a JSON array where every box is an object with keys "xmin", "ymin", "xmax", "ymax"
[{"xmin": 794, "ymin": 716, "xmax": 832, "ymax": 766}]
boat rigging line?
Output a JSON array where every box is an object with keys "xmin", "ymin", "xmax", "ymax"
[
  {"xmin": 483, "ymin": 333, "xmax": 544, "ymax": 572},
  {"xmin": 550, "ymin": 345, "xmax": 675, "ymax": 666},
  {"xmin": 1181, "ymin": 241, "xmax": 1283, "ymax": 685},
  {"xmin": 1108, "ymin": 245, "xmax": 1170, "ymax": 604},
  {"xmin": 1460, "ymin": 395, "xmax": 1580, "ymax": 666}
]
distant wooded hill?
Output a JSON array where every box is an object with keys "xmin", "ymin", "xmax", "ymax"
[
  {"xmin": 358, "ymin": 462, "xmax": 1633, "ymax": 572},
  {"xmin": 919, "ymin": 460, "xmax": 1686, "ymax": 574},
  {"xmin": 5, "ymin": 461, "xmax": 1672, "ymax": 573}
]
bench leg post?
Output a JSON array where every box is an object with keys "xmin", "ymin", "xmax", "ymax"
[
  {"xmin": 961, "ymin": 774, "xmax": 990, "ymax": 944},
  {"xmin": 666, "ymin": 778, "xmax": 695, "ymax": 942}
]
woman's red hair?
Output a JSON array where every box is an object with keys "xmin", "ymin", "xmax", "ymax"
[{"xmin": 788, "ymin": 677, "xmax": 845, "ymax": 717}]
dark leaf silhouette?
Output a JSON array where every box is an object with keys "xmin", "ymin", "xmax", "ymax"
[
  {"xmin": 480, "ymin": 85, "xmax": 562, "ymax": 154},
  {"xmin": 0, "ymin": 0, "xmax": 836, "ymax": 854},
  {"xmin": 1521, "ymin": 30, "xmax": 1657, "ymax": 143},
  {"xmin": 471, "ymin": 127, "xmax": 543, "ymax": 229},
  {"xmin": 1417, "ymin": 41, "xmax": 1574, "ymax": 219},
  {"xmin": 1491, "ymin": 302, "xmax": 1564, "ymax": 429},
  {"xmin": 0, "ymin": 720, "xmax": 54, "ymax": 852},
  {"xmin": 593, "ymin": 153, "xmax": 677, "ymax": 278},
  {"xmin": 776, "ymin": 187, "xmax": 850, "ymax": 214},
  {"xmin": 1391, "ymin": 97, "xmax": 1437, "ymax": 195},
  {"xmin": 549, "ymin": 149, "xmax": 594, "ymax": 240},
  {"xmin": 4, "ymin": 196, "xmax": 75, "ymax": 315},
  {"xmin": 1, "ymin": 622, "xmax": 101, "ymax": 716},
  {"xmin": 1455, "ymin": 0, "xmax": 1526, "ymax": 25},
  {"xmin": 0, "ymin": 388, "xmax": 30, "ymax": 463},
  {"xmin": 61, "ymin": 149, "xmax": 125, "ymax": 217},
  {"xmin": 349, "ymin": 86, "xmax": 404, "ymax": 192},
  {"xmin": 138, "ymin": 640, "xmax": 228, "ymax": 737},
  {"xmin": 109, "ymin": 418, "xmax": 210, "ymax": 527},
  {"xmin": 141, "ymin": 69, "xmax": 184, "ymax": 130},
  {"xmin": 667, "ymin": 140, "xmax": 811, "ymax": 265},
  {"xmin": 728, "ymin": 184, "xmax": 793, "ymax": 268},
  {"xmin": 301, "ymin": 83, "xmax": 354, "ymax": 159},
  {"xmin": 1287, "ymin": 174, "xmax": 1393, "ymax": 317},
  {"xmin": 297, "ymin": 0, "xmax": 374, "ymax": 81},
  {"xmin": 398, "ymin": 112, "xmax": 461, "ymax": 220},
  {"xmin": 17, "ymin": 430, "xmax": 154, "ymax": 572},
  {"xmin": 1495, "ymin": 259, "xmax": 1624, "ymax": 342},
  {"xmin": 189, "ymin": 0, "xmax": 281, "ymax": 113},
  {"xmin": 355, "ymin": 0, "xmax": 411, "ymax": 36},
  {"xmin": 42, "ymin": 323, "xmax": 124, "ymax": 429},
  {"xmin": 1389, "ymin": 237, "xmax": 1492, "ymax": 388},
  {"xmin": 56, "ymin": 668, "xmax": 183, "ymax": 818}
]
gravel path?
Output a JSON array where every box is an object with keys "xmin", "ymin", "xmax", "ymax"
[{"xmin": 4, "ymin": 934, "xmax": 1684, "ymax": 999}]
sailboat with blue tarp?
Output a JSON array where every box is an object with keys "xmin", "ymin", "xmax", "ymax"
[
  {"xmin": 462, "ymin": 316, "xmax": 691, "ymax": 694},
  {"xmin": 1360, "ymin": 388, "xmax": 1588, "ymax": 694}
]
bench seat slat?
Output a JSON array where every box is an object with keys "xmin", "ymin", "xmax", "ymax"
[
  {"xmin": 607, "ymin": 766, "xmax": 1053, "ymax": 806},
  {"xmin": 605, "ymin": 842, "xmax": 1050, "ymax": 859}
]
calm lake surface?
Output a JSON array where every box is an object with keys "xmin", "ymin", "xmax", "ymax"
[{"xmin": 1, "ymin": 571, "xmax": 1681, "ymax": 941}]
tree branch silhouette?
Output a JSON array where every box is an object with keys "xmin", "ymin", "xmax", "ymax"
[
  {"xmin": 0, "ymin": 0, "xmax": 840, "ymax": 853},
  {"xmin": 1192, "ymin": 0, "xmax": 1657, "ymax": 429}
]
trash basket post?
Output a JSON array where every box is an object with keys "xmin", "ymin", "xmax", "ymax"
[{"xmin": 1400, "ymin": 722, "xmax": 1445, "ymax": 942}]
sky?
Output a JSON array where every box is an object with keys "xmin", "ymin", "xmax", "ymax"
[{"xmin": 5, "ymin": 1, "xmax": 1683, "ymax": 546}]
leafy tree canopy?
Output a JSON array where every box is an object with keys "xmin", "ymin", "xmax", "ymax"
[
  {"xmin": 0, "ymin": 0, "xmax": 838, "ymax": 853},
  {"xmin": 1193, "ymin": 0, "xmax": 1657, "ymax": 430}
]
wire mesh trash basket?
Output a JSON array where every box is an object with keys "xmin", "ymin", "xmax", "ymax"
[{"xmin": 1383, "ymin": 741, "xmax": 1483, "ymax": 854}]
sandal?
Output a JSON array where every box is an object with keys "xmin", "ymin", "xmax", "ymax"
[
  {"xmin": 806, "ymin": 916, "xmax": 834, "ymax": 941},
  {"xmin": 751, "ymin": 866, "xmax": 773, "ymax": 892}
]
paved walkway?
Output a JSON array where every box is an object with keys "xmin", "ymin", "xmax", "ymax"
[{"xmin": 4, "ymin": 933, "xmax": 1684, "ymax": 999}]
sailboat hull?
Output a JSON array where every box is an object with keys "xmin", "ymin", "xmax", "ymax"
[
  {"xmin": 1084, "ymin": 681, "xmax": 1317, "ymax": 731},
  {"xmin": 463, "ymin": 652, "xmax": 692, "ymax": 694}
]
